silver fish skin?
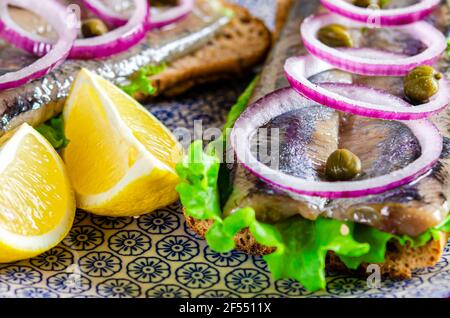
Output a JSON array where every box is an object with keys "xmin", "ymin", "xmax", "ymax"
[
  {"xmin": 224, "ymin": 0, "xmax": 450, "ymax": 237},
  {"xmin": 0, "ymin": 0, "xmax": 230, "ymax": 134}
]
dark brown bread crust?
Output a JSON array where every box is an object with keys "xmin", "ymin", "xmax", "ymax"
[
  {"xmin": 185, "ymin": 213, "xmax": 448, "ymax": 279},
  {"xmin": 135, "ymin": 2, "xmax": 274, "ymax": 100}
]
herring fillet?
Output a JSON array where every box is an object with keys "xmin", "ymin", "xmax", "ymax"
[
  {"xmin": 224, "ymin": 0, "xmax": 450, "ymax": 237},
  {"xmin": 0, "ymin": 0, "xmax": 230, "ymax": 134}
]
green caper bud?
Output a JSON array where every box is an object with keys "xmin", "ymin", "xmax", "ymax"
[
  {"xmin": 353, "ymin": 0, "xmax": 386, "ymax": 8},
  {"xmin": 404, "ymin": 66, "xmax": 442, "ymax": 104},
  {"xmin": 317, "ymin": 24, "xmax": 353, "ymax": 48},
  {"xmin": 325, "ymin": 149, "xmax": 362, "ymax": 181},
  {"xmin": 151, "ymin": 0, "xmax": 178, "ymax": 6},
  {"xmin": 81, "ymin": 18, "xmax": 109, "ymax": 38}
]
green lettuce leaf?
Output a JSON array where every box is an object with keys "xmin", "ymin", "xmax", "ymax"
[
  {"xmin": 222, "ymin": 75, "xmax": 260, "ymax": 133},
  {"xmin": 36, "ymin": 115, "xmax": 69, "ymax": 150},
  {"xmin": 437, "ymin": 215, "xmax": 450, "ymax": 232},
  {"xmin": 340, "ymin": 215, "xmax": 450, "ymax": 269},
  {"xmin": 265, "ymin": 218, "xmax": 369, "ymax": 291},
  {"xmin": 121, "ymin": 63, "xmax": 166, "ymax": 97},
  {"xmin": 339, "ymin": 225, "xmax": 393, "ymax": 269},
  {"xmin": 176, "ymin": 141, "xmax": 222, "ymax": 221}
]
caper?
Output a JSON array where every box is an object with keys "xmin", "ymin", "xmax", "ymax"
[
  {"xmin": 325, "ymin": 149, "xmax": 362, "ymax": 181},
  {"xmin": 81, "ymin": 18, "xmax": 109, "ymax": 38},
  {"xmin": 353, "ymin": 0, "xmax": 387, "ymax": 8},
  {"xmin": 404, "ymin": 65, "xmax": 442, "ymax": 104},
  {"xmin": 317, "ymin": 24, "xmax": 353, "ymax": 48},
  {"xmin": 151, "ymin": 0, "xmax": 178, "ymax": 6}
]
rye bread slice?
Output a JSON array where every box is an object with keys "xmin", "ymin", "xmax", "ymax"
[
  {"xmin": 134, "ymin": 1, "xmax": 278, "ymax": 100},
  {"xmin": 185, "ymin": 213, "xmax": 448, "ymax": 280}
]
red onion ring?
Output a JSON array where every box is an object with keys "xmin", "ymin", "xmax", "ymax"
[
  {"xmin": 301, "ymin": 13, "xmax": 447, "ymax": 76},
  {"xmin": 284, "ymin": 53, "xmax": 450, "ymax": 120},
  {"xmin": 70, "ymin": 0, "xmax": 148, "ymax": 59},
  {"xmin": 83, "ymin": 0, "xmax": 194, "ymax": 29},
  {"xmin": 231, "ymin": 87, "xmax": 443, "ymax": 199},
  {"xmin": 321, "ymin": 0, "xmax": 440, "ymax": 26},
  {"xmin": 0, "ymin": 0, "xmax": 149, "ymax": 59},
  {"xmin": 0, "ymin": 0, "xmax": 77, "ymax": 90}
]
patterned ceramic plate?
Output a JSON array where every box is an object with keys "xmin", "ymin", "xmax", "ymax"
[
  {"xmin": 0, "ymin": 79, "xmax": 449, "ymax": 299},
  {"xmin": 0, "ymin": 1, "xmax": 449, "ymax": 299}
]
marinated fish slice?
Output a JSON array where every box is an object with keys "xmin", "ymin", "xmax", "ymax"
[
  {"xmin": 224, "ymin": 0, "xmax": 450, "ymax": 236},
  {"xmin": 338, "ymin": 115, "xmax": 421, "ymax": 180},
  {"xmin": 0, "ymin": 0, "xmax": 230, "ymax": 134},
  {"xmin": 224, "ymin": 106, "xmax": 339, "ymax": 223},
  {"xmin": 348, "ymin": 28, "xmax": 427, "ymax": 56}
]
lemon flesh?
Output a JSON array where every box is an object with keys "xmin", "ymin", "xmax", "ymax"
[
  {"xmin": 62, "ymin": 69, "xmax": 183, "ymax": 216},
  {"xmin": 0, "ymin": 124, "xmax": 75, "ymax": 263}
]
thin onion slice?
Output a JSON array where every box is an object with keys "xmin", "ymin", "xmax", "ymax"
[
  {"xmin": 83, "ymin": 0, "xmax": 194, "ymax": 29},
  {"xmin": 0, "ymin": 0, "xmax": 77, "ymax": 90},
  {"xmin": 1, "ymin": 0, "xmax": 149, "ymax": 59},
  {"xmin": 284, "ymin": 53, "xmax": 450, "ymax": 120},
  {"xmin": 321, "ymin": 0, "xmax": 440, "ymax": 26},
  {"xmin": 231, "ymin": 87, "xmax": 443, "ymax": 199},
  {"xmin": 301, "ymin": 13, "xmax": 447, "ymax": 76}
]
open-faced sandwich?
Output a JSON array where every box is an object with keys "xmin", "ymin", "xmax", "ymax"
[
  {"xmin": 0, "ymin": 0, "xmax": 277, "ymax": 135},
  {"xmin": 178, "ymin": 0, "xmax": 450, "ymax": 291}
]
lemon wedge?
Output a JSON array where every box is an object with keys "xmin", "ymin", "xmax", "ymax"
[
  {"xmin": 0, "ymin": 123, "xmax": 75, "ymax": 263},
  {"xmin": 62, "ymin": 69, "xmax": 183, "ymax": 216}
]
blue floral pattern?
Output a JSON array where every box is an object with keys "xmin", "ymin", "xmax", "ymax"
[
  {"xmin": 108, "ymin": 230, "xmax": 151, "ymax": 256},
  {"xmin": 275, "ymin": 279, "xmax": 312, "ymax": 296},
  {"xmin": 183, "ymin": 221, "xmax": 203, "ymax": 239},
  {"xmin": 146, "ymin": 284, "xmax": 191, "ymax": 298},
  {"xmin": 30, "ymin": 247, "xmax": 73, "ymax": 271},
  {"xmin": 253, "ymin": 293, "xmax": 285, "ymax": 298},
  {"xmin": 91, "ymin": 216, "xmax": 133, "ymax": 229},
  {"xmin": 137, "ymin": 210, "xmax": 180, "ymax": 234},
  {"xmin": 225, "ymin": 269, "xmax": 270, "ymax": 294},
  {"xmin": 74, "ymin": 211, "xmax": 88, "ymax": 225},
  {"xmin": 47, "ymin": 272, "xmax": 91, "ymax": 294},
  {"xmin": 152, "ymin": 108, "xmax": 175, "ymax": 122},
  {"xmin": 326, "ymin": 277, "xmax": 370, "ymax": 296},
  {"xmin": 197, "ymin": 290, "xmax": 240, "ymax": 298},
  {"xmin": 15, "ymin": 287, "xmax": 58, "ymax": 298},
  {"xmin": 413, "ymin": 258, "xmax": 449, "ymax": 275},
  {"xmin": 204, "ymin": 247, "xmax": 248, "ymax": 267},
  {"xmin": 96, "ymin": 279, "xmax": 141, "ymax": 298},
  {"xmin": 252, "ymin": 256, "xmax": 269, "ymax": 272},
  {"xmin": 429, "ymin": 270, "xmax": 450, "ymax": 286},
  {"xmin": 63, "ymin": 226, "xmax": 104, "ymax": 251},
  {"xmin": 444, "ymin": 245, "xmax": 450, "ymax": 255},
  {"xmin": 79, "ymin": 252, "xmax": 122, "ymax": 277},
  {"xmin": 156, "ymin": 235, "xmax": 199, "ymax": 261},
  {"xmin": 175, "ymin": 263, "xmax": 219, "ymax": 289},
  {"xmin": 0, "ymin": 266, "xmax": 42, "ymax": 286},
  {"xmin": 378, "ymin": 276, "xmax": 423, "ymax": 292},
  {"xmin": 127, "ymin": 257, "xmax": 170, "ymax": 283},
  {"xmin": 360, "ymin": 293, "xmax": 397, "ymax": 298}
]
